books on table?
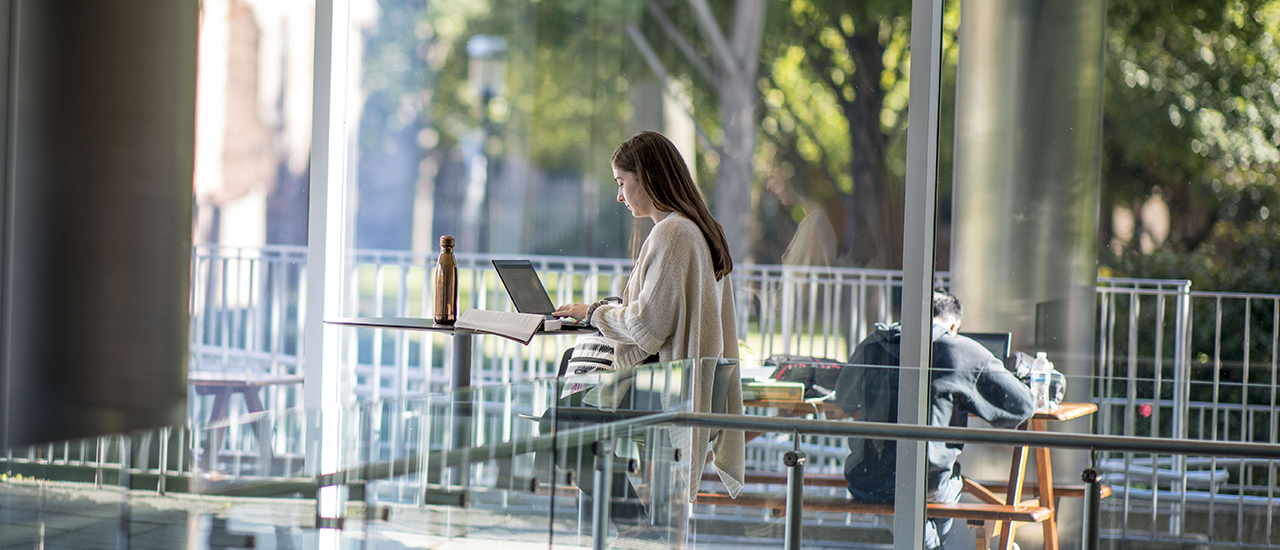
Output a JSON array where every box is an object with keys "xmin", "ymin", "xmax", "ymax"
[
  {"xmin": 740, "ymin": 379, "xmax": 806, "ymax": 402},
  {"xmin": 455, "ymin": 309, "xmax": 545, "ymax": 345}
]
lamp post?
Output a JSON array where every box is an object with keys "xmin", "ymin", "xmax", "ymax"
[{"xmin": 462, "ymin": 35, "xmax": 506, "ymax": 254}]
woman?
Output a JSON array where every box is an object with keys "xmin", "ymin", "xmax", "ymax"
[{"xmin": 554, "ymin": 130, "xmax": 744, "ymax": 503}]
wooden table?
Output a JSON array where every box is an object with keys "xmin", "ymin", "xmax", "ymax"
[
  {"xmin": 188, "ymin": 370, "xmax": 304, "ymax": 471},
  {"xmin": 743, "ymin": 398, "xmax": 847, "ymax": 418},
  {"xmin": 743, "ymin": 396, "xmax": 1096, "ymax": 550},
  {"xmin": 986, "ymin": 402, "xmax": 1097, "ymax": 550},
  {"xmin": 189, "ymin": 371, "xmax": 305, "ymax": 423}
]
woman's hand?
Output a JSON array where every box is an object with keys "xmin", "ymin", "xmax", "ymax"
[{"xmin": 553, "ymin": 303, "xmax": 590, "ymax": 321}]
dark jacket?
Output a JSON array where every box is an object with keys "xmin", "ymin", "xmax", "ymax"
[{"xmin": 834, "ymin": 322, "xmax": 1035, "ymax": 502}]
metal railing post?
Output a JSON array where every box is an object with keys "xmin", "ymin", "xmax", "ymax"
[
  {"xmin": 1173, "ymin": 281, "xmax": 1192, "ymax": 440},
  {"xmin": 117, "ymin": 434, "xmax": 132, "ymax": 550},
  {"xmin": 1082, "ymin": 450, "xmax": 1102, "ymax": 550},
  {"xmin": 591, "ymin": 438, "xmax": 614, "ymax": 550},
  {"xmin": 784, "ymin": 448, "xmax": 807, "ymax": 550}
]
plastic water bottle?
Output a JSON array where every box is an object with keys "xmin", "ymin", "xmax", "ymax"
[{"xmin": 1030, "ymin": 352, "xmax": 1053, "ymax": 412}]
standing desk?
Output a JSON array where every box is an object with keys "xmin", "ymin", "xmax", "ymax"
[
  {"xmin": 325, "ymin": 316, "xmax": 597, "ymax": 481},
  {"xmin": 324, "ymin": 316, "xmax": 596, "ymax": 390}
]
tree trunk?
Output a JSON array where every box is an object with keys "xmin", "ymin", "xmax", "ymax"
[
  {"xmin": 716, "ymin": 83, "xmax": 756, "ymax": 264},
  {"xmin": 842, "ymin": 27, "xmax": 902, "ymax": 269},
  {"xmin": 710, "ymin": 0, "xmax": 765, "ymax": 264},
  {"xmin": 1157, "ymin": 173, "xmax": 1218, "ymax": 253}
]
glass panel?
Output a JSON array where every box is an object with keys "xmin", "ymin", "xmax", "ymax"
[
  {"xmin": 189, "ymin": 0, "xmax": 314, "ymax": 438},
  {"xmin": 1081, "ymin": 367, "xmax": 1280, "ymax": 548},
  {"xmin": 739, "ymin": 360, "xmax": 1037, "ymax": 548},
  {"xmin": 338, "ymin": 0, "xmax": 922, "ymax": 538},
  {"xmin": 0, "ymin": 423, "xmax": 324, "ymax": 548},
  {"xmin": 358, "ymin": 384, "xmax": 558, "ymax": 547},
  {"xmin": 548, "ymin": 360, "xmax": 699, "ymax": 547},
  {"xmin": 1088, "ymin": 4, "xmax": 1280, "ymax": 547},
  {"xmin": 7, "ymin": 365, "xmax": 1280, "ymax": 547},
  {"xmin": 334, "ymin": 0, "xmax": 912, "ymax": 388},
  {"xmin": 727, "ymin": 366, "xmax": 1280, "ymax": 548},
  {"xmin": 738, "ymin": 362, "xmax": 909, "ymax": 547}
]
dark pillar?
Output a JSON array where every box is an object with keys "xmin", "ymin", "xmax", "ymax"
[{"xmin": 0, "ymin": 0, "xmax": 196, "ymax": 448}]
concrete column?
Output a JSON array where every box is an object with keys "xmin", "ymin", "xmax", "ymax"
[
  {"xmin": 952, "ymin": 0, "xmax": 1104, "ymax": 387},
  {"xmin": 0, "ymin": 0, "xmax": 197, "ymax": 448},
  {"xmin": 950, "ymin": 0, "xmax": 1106, "ymax": 546}
]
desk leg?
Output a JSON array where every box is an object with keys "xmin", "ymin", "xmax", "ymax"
[
  {"xmin": 999, "ymin": 440, "xmax": 1030, "ymax": 550},
  {"xmin": 452, "ymin": 331, "xmax": 473, "ymax": 391},
  {"xmin": 242, "ymin": 387, "xmax": 266, "ymax": 414},
  {"xmin": 208, "ymin": 388, "xmax": 232, "ymax": 424},
  {"xmin": 242, "ymin": 388, "xmax": 275, "ymax": 476},
  {"xmin": 203, "ymin": 388, "xmax": 232, "ymax": 472},
  {"xmin": 969, "ymin": 519, "xmax": 991, "ymax": 550},
  {"xmin": 450, "ymin": 331, "xmax": 474, "ymax": 480},
  {"xmin": 1032, "ymin": 419, "xmax": 1059, "ymax": 550}
]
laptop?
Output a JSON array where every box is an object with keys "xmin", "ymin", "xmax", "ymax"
[
  {"xmin": 491, "ymin": 260, "xmax": 592, "ymax": 328},
  {"xmin": 959, "ymin": 331, "xmax": 1013, "ymax": 370}
]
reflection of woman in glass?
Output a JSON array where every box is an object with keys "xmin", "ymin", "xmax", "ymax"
[
  {"xmin": 554, "ymin": 130, "xmax": 744, "ymax": 505},
  {"xmin": 767, "ymin": 175, "xmax": 837, "ymax": 267},
  {"xmin": 768, "ymin": 174, "xmax": 839, "ymax": 354}
]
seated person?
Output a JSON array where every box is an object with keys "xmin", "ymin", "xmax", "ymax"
[{"xmin": 833, "ymin": 290, "xmax": 1034, "ymax": 549}]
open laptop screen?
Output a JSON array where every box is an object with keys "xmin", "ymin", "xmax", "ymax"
[
  {"xmin": 491, "ymin": 260, "xmax": 557, "ymax": 316},
  {"xmin": 959, "ymin": 331, "xmax": 1012, "ymax": 368}
]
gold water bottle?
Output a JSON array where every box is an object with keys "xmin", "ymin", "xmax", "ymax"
[{"xmin": 434, "ymin": 236, "xmax": 458, "ymax": 325}]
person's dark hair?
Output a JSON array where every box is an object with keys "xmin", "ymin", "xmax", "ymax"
[
  {"xmin": 932, "ymin": 288, "xmax": 962, "ymax": 325},
  {"xmin": 611, "ymin": 131, "xmax": 733, "ymax": 280}
]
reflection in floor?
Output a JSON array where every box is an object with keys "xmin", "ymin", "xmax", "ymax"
[{"xmin": 0, "ymin": 479, "xmax": 899, "ymax": 549}]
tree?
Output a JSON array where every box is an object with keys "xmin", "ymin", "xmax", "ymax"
[
  {"xmin": 420, "ymin": 0, "xmax": 642, "ymax": 256},
  {"xmin": 1101, "ymin": 0, "xmax": 1280, "ymax": 260},
  {"xmin": 757, "ymin": 0, "xmax": 956, "ymax": 269},
  {"xmin": 626, "ymin": 0, "xmax": 767, "ymax": 263}
]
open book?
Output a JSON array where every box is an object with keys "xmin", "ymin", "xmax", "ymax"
[{"xmin": 455, "ymin": 309, "xmax": 545, "ymax": 345}]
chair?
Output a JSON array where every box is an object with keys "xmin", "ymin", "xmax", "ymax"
[{"xmin": 556, "ymin": 347, "xmax": 574, "ymax": 378}]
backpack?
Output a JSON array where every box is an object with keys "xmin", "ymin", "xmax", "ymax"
[{"xmin": 767, "ymin": 355, "xmax": 843, "ymax": 399}]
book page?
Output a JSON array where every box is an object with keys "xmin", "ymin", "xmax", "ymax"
[{"xmin": 455, "ymin": 309, "xmax": 544, "ymax": 344}]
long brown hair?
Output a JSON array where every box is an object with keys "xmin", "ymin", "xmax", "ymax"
[{"xmin": 612, "ymin": 131, "xmax": 733, "ymax": 280}]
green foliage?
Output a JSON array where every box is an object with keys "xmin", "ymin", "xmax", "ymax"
[
  {"xmin": 360, "ymin": 0, "xmax": 1278, "ymax": 275},
  {"xmin": 754, "ymin": 0, "xmax": 960, "ymax": 266},
  {"xmin": 1102, "ymin": 217, "xmax": 1280, "ymax": 294},
  {"xmin": 1103, "ymin": 0, "xmax": 1280, "ymax": 255},
  {"xmin": 419, "ymin": 0, "xmax": 639, "ymax": 170},
  {"xmin": 359, "ymin": 0, "xmax": 433, "ymax": 144}
]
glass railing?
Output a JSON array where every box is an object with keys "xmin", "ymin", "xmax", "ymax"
[
  {"xmin": 4, "ymin": 359, "xmax": 1280, "ymax": 549},
  {"xmin": 0, "ymin": 360, "xmax": 701, "ymax": 548},
  {"xmin": 352, "ymin": 360, "xmax": 699, "ymax": 548}
]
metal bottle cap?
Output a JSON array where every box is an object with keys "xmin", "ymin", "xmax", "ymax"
[{"xmin": 440, "ymin": 235, "xmax": 454, "ymax": 248}]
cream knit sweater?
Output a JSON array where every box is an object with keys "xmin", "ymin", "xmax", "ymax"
[{"xmin": 589, "ymin": 212, "xmax": 745, "ymax": 501}]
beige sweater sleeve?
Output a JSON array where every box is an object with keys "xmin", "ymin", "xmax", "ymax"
[{"xmin": 591, "ymin": 217, "xmax": 697, "ymax": 363}]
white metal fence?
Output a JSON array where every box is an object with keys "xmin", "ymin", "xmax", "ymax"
[
  {"xmin": 1095, "ymin": 278, "xmax": 1280, "ymax": 546},
  {"xmin": 185, "ymin": 246, "xmax": 1280, "ymax": 547},
  {"xmin": 190, "ymin": 245, "xmax": 912, "ymax": 399}
]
